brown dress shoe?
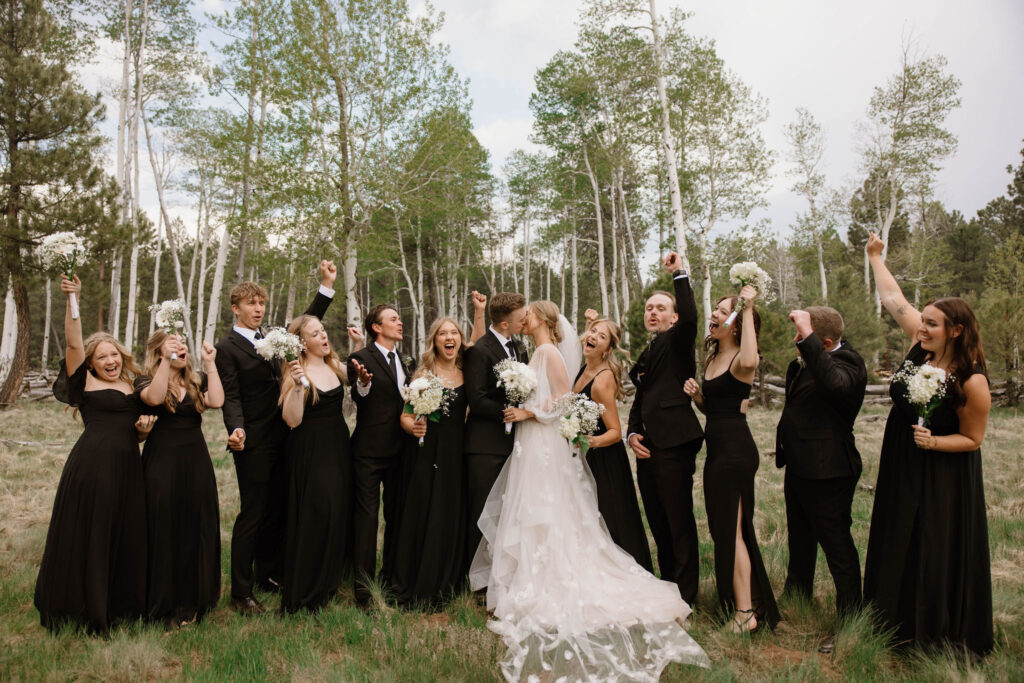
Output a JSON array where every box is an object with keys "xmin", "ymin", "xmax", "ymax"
[{"xmin": 230, "ymin": 595, "xmax": 266, "ymax": 616}]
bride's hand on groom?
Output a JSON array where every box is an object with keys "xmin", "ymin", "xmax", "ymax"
[{"xmin": 503, "ymin": 407, "xmax": 533, "ymax": 423}]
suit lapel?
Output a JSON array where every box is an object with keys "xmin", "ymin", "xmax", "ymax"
[
  {"xmin": 230, "ymin": 330, "xmax": 263, "ymax": 361},
  {"xmin": 366, "ymin": 347, "xmax": 400, "ymax": 394}
]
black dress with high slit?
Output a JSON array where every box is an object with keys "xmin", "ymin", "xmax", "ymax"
[
  {"xmin": 701, "ymin": 364, "xmax": 780, "ymax": 628},
  {"xmin": 389, "ymin": 385, "xmax": 467, "ymax": 607},
  {"xmin": 281, "ymin": 384, "xmax": 353, "ymax": 612},
  {"xmin": 574, "ymin": 368, "xmax": 653, "ymax": 571},
  {"xmin": 34, "ymin": 361, "xmax": 147, "ymax": 633},
  {"xmin": 135, "ymin": 375, "xmax": 220, "ymax": 625},
  {"xmin": 863, "ymin": 343, "xmax": 992, "ymax": 655}
]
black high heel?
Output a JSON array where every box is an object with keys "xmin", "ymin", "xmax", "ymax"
[{"xmin": 725, "ymin": 608, "xmax": 761, "ymax": 634}]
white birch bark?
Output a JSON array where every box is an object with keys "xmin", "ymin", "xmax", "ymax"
[
  {"xmin": 582, "ymin": 145, "xmax": 609, "ymax": 315},
  {"xmin": 204, "ymin": 223, "xmax": 231, "ymax": 346},
  {"xmin": 41, "ymin": 277, "xmax": 52, "ymax": 368},
  {"xmin": 0, "ymin": 279, "xmax": 16, "ymax": 384}
]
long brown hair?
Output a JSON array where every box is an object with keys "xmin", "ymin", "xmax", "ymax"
[
  {"xmin": 83, "ymin": 332, "xmax": 139, "ymax": 385},
  {"xmin": 925, "ymin": 297, "xmax": 988, "ymax": 406},
  {"xmin": 141, "ymin": 330, "xmax": 206, "ymax": 413},
  {"xmin": 414, "ymin": 317, "xmax": 467, "ymax": 380},
  {"xmin": 279, "ymin": 314, "xmax": 348, "ymax": 406},
  {"xmin": 703, "ymin": 295, "xmax": 761, "ymax": 368},
  {"xmin": 584, "ymin": 318, "xmax": 626, "ymax": 401}
]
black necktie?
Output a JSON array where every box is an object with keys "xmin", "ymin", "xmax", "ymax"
[
  {"xmin": 387, "ymin": 351, "xmax": 399, "ymax": 382},
  {"xmin": 254, "ymin": 329, "xmax": 264, "ymax": 340},
  {"xmin": 506, "ymin": 340, "xmax": 517, "ymax": 361}
]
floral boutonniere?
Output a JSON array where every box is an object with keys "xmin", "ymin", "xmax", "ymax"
[{"xmin": 399, "ymin": 354, "xmax": 415, "ymax": 372}]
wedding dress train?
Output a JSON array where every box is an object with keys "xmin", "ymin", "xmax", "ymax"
[{"xmin": 470, "ymin": 333, "xmax": 709, "ymax": 682}]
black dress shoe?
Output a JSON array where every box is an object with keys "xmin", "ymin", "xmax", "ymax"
[
  {"xmin": 231, "ymin": 595, "xmax": 266, "ymax": 616},
  {"xmin": 818, "ymin": 635, "xmax": 836, "ymax": 654},
  {"xmin": 256, "ymin": 577, "xmax": 282, "ymax": 594}
]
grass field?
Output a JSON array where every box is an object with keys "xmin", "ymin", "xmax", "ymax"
[{"xmin": 1, "ymin": 399, "xmax": 1022, "ymax": 681}]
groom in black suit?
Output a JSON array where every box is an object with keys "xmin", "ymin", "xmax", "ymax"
[
  {"xmin": 463, "ymin": 292, "xmax": 529, "ymax": 566},
  {"xmin": 346, "ymin": 304, "xmax": 414, "ymax": 607},
  {"xmin": 627, "ymin": 252, "xmax": 704, "ymax": 604},
  {"xmin": 216, "ymin": 260, "xmax": 336, "ymax": 615},
  {"xmin": 776, "ymin": 307, "xmax": 867, "ymax": 619}
]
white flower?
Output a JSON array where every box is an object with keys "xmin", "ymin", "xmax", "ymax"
[
  {"xmin": 728, "ymin": 261, "xmax": 775, "ymax": 304},
  {"xmin": 494, "ymin": 359, "xmax": 538, "ymax": 405},
  {"xmin": 149, "ymin": 299, "xmax": 187, "ymax": 335},
  {"xmin": 37, "ymin": 232, "xmax": 88, "ymax": 273},
  {"xmin": 556, "ymin": 393, "xmax": 605, "ymax": 454},
  {"xmin": 401, "ymin": 373, "xmax": 451, "ymax": 417},
  {"xmin": 254, "ymin": 327, "xmax": 302, "ymax": 362},
  {"xmin": 891, "ymin": 360, "xmax": 948, "ymax": 424}
]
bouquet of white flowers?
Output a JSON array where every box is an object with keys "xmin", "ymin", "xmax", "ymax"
[
  {"xmin": 37, "ymin": 232, "xmax": 88, "ymax": 320},
  {"xmin": 723, "ymin": 261, "xmax": 774, "ymax": 328},
  {"xmin": 557, "ymin": 392, "xmax": 605, "ymax": 457},
  {"xmin": 494, "ymin": 358, "xmax": 538, "ymax": 434},
  {"xmin": 254, "ymin": 327, "xmax": 309, "ymax": 388},
  {"xmin": 149, "ymin": 299, "xmax": 187, "ymax": 360},
  {"xmin": 401, "ymin": 373, "xmax": 453, "ymax": 446},
  {"xmin": 892, "ymin": 361, "xmax": 948, "ymax": 427}
]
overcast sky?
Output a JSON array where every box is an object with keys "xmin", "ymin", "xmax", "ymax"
[{"xmin": 82, "ymin": 0, "xmax": 1024, "ymax": 243}]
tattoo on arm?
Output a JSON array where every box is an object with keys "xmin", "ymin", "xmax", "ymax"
[{"xmin": 896, "ymin": 305, "xmax": 907, "ymax": 316}]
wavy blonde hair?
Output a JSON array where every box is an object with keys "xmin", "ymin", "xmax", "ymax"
[
  {"xmin": 414, "ymin": 317, "xmax": 467, "ymax": 380},
  {"xmin": 140, "ymin": 330, "xmax": 206, "ymax": 413},
  {"xmin": 528, "ymin": 300, "xmax": 562, "ymax": 343},
  {"xmin": 279, "ymin": 314, "xmax": 348, "ymax": 406}
]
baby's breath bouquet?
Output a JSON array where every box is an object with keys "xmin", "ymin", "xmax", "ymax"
[
  {"xmin": 723, "ymin": 261, "xmax": 774, "ymax": 327},
  {"xmin": 401, "ymin": 373, "xmax": 452, "ymax": 446},
  {"xmin": 37, "ymin": 232, "xmax": 88, "ymax": 320},
  {"xmin": 255, "ymin": 327, "xmax": 309, "ymax": 388},
  {"xmin": 557, "ymin": 393, "xmax": 604, "ymax": 457},
  {"xmin": 892, "ymin": 361, "xmax": 948, "ymax": 427},
  {"xmin": 494, "ymin": 359, "xmax": 538, "ymax": 435},
  {"xmin": 150, "ymin": 299, "xmax": 187, "ymax": 360}
]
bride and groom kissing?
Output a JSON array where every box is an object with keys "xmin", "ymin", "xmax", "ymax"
[{"xmin": 465, "ymin": 252, "xmax": 711, "ymax": 681}]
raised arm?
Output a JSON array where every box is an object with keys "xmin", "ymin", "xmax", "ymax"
[
  {"xmin": 734, "ymin": 285, "xmax": 760, "ymax": 380},
  {"xmin": 200, "ymin": 342, "xmax": 224, "ymax": 408},
  {"xmin": 867, "ymin": 233, "xmax": 920, "ymax": 340},
  {"xmin": 303, "ymin": 259, "xmax": 337, "ymax": 319},
  {"xmin": 666, "ymin": 253, "xmax": 698, "ymax": 355},
  {"xmin": 470, "ymin": 291, "xmax": 488, "ymax": 344},
  {"xmin": 139, "ymin": 336, "xmax": 180, "ymax": 406},
  {"xmin": 61, "ymin": 275, "xmax": 85, "ymax": 375}
]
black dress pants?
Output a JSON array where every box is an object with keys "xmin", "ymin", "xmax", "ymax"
[
  {"xmin": 635, "ymin": 439, "xmax": 701, "ymax": 604},
  {"xmin": 464, "ymin": 452, "xmax": 508, "ymax": 573},
  {"xmin": 231, "ymin": 445, "xmax": 286, "ymax": 599},
  {"xmin": 352, "ymin": 453, "xmax": 402, "ymax": 604},
  {"xmin": 783, "ymin": 470, "xmax": 862, "ymax": 616}
]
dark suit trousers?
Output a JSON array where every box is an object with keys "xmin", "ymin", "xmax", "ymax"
[
  {"xmin": 464, "ymin": 451, "xmax": 508, "ymax": 573},
  {"xmin": 352, "ymin": 454, "xmax": 402, "ymax": 603},
  {"xmin": 783, "ymin": 471, "xmax": 862, "ymax": 616},
  {"xmin": 230, "ymin": 446, "xmax": 286, "ymax": 598},
  {"xmin": 636, "ymin": 440, "xmax": 701, "ymax": 604}
]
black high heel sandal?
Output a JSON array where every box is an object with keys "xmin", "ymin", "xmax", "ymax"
[{"xmin": 724, "ymin": 608, "xmax": 761, "ymax": 634}]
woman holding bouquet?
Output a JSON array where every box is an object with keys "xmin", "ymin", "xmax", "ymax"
[
  {"xmin": 389, "ymin": 317, "xmax": 469, "ymax": 607},
  {"xmin": 684, "ymin": 288, "xmax": 780, "ymax": 633},
  {"xmin": 136, "ymin": 331, "xmax": 224, "ymax": 629},
  {"xmin": 35, "ymin": 275, "xmax": 150, "ymax": 633},
  {"xmin": 862, "ymin": 233, "xmax": 992, "ymax": 656},
  {"xmin": 573, "ymin": 315, "xmax": 652, "ymax": 571},
  {"xmin": 279, "ymin": 315, "xmax": 353, "ymax": 612}
]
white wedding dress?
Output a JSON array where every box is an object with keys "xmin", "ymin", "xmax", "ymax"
[{"xmin": 470, "ymin": 327, "xmax": 710, "ymax": 682}]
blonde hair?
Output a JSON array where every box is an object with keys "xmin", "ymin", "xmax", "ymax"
[
  {"xmin": 140, "ymin": 330, "xmax": 206, "ymax": 413},
  {"xmin": 83, "ymin": 332, "xmax": 139, "ymax": 386},
  {"xmin": 278, "ymin": 314, "xmax": 348, "ymax": 406},
  {"xmin": 584, "ymin": 318, "xmax": 626, "ymax": 402},
  {"xmin": 528, "ymin": 300, "xmax": 562, "ymax": 343},
  {"xmin": 414, "ymin": 317, "xmax": 467, "ymax": 379}
]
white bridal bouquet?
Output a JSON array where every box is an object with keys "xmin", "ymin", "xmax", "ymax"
[
  {"xmin": 150, "ymin": 299, "xmax": 187, "ymax": 360},
  {"xmin": 557, "ymin": 392, "xmax": 604, "ymax": 458},
  {"xmin": 37, "ymin": 232, "xmax": 88, "ymax": 320},
  {"xmin": 401, "ymin": 373, "xmax": 453, "ymax": 446},
  {"xmin": 892, "ymin": 361, "xmax": 948, "ymax": 427},
  {"xmin": 723, "ymin": 261, "xmax": 774, "ymax": 327},
  {"xmin": 494, "ymin": 358, "xmax": 538, "ymax": 434},
  {"xmin": 254, "ymin": 327, "xmax": 309, "ymax": 388}
]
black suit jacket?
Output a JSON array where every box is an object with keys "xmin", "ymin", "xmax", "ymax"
[
  {"xmin": 215, "ymin": 290, "xmax": 332, "ymax": 478},
  {"xmin": 627, "ymin": 276, "xmax": 704, "ymax": 451},
  {"xmin": 464, "ymin": 331, "xmax": 530, "ymax": 456},
  {"xmin": 775, "ymin": 333, "xmax": 867, "ymax": 479},
  {"xmin": 346, "ymin": 345, "xmax": 414, "ymax": 460}
]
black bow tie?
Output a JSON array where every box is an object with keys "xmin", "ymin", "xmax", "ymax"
[{"xmin": 254, "ymin": 329, "xmax": 264, "ymax": 340}]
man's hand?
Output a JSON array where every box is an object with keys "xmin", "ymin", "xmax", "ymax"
[
  {"xmin": 789, "ymin": 310, "xmax": 813, "ymax": 343},
  {"xmin": 662, "ymin": 251, "xmax": 683, "ymax": 274},
  {"xmin": 319, "ymin": 260, "xmax": 337, "ymax": 288},
  {"xmin": 347, "ymin": 326, "xmax": 365, "ymax": 350},
  {"xmin": 628, "ymin": 433, "xmax": 651, "ymax": 459},
  {"xmin": 350, "ymin": 359, "xmax": 372, "ymax": 386},
  {"xmin": 228, "ymin": 427, "xmax": 246, "ymax": 452}
]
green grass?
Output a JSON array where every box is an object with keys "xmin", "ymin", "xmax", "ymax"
[{"xmin": 1, "ymin": 400, "xmax": 1021, "ymax": 680}]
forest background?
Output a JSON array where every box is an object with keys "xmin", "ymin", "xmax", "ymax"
[{"xmin": 1, "ymin": 0, "xmax": 1023, "ymax": 406}]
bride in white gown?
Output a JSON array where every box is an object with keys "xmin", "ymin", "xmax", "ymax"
[{"xmin": 470, "ymin": 301, "xmax": 710, "ymax": 682}]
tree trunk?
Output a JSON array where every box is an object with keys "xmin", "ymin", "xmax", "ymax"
[
  {"xmin": 204, "ymin": 219, "xmax": 231, "ymax": 345},
  {"xmin": 41, "ymin": 277, "xmax": 52, "ymax": 368},
  {"xmin": 124, "ymin": 244, "xmax": 140, "ymax": 350},
  {"xmin": 235, "ymin": 13, "xmax": 260, "ymax": 283},
  {"xmin": 582, "ymin": 145, "xmax": 609, "ymax": 315},
  {"xmin": 700, "ymin": 230, "xmax": 712, "ymax": 323},
  {"xmin": 609, "ymin": 184, "xmax": 622, "ymax": 323},
  {"xmin": 817, "ymin": 236, "xmax": 828, "ymax": 304},
  {"xmin": 617, "ymin": 169, "xmax": 642, "ymax": 290},
  {"xmin": 0, "ymin": 279, "xmax": 16, "ymax": 381},
  {"xmin": 571, "ymin": 231, "xmax": 579, "ymax": 328},
  {"xmin": 343, "ymin": 232, "xmax": 360, "ymax": 328},
  {"xmin": 108, "ymin": 252, "xmax": 122, "ymax": 334},
  {"xmin": 559, "ymin": 230, "xmax": 567, "ymax": 313}
]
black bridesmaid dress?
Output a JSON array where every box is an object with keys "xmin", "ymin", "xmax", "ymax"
[
  {"xmin": 135, "ymin": 376, "xmax": 220, "ymax": 626},
  {"xmin": 863, "ymin": 343, "xmax": 992, "ymax": 656},
  {"xmin": 701, "ymin": 360, "xmax": 780, "ymax": 628},
  {"xmin": 574, "ymin": 367, "xmax": 653, "ymax": 571},
  {"xmin": 34, "ymin": 361, "xmax": 147, "ymax": 633},
  {"xmin": 389, "ymin": 385, "xmax": 467, "ymax": 607},
  {"xmin": 281, "ymin": 384, "xmax": 353, "ymax": 612}
]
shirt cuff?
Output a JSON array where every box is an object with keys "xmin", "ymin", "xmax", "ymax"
[
  {"xmin": 356, "ymin": 380, "xmax": 371, "ymax": 396},
  {"xmin": 673, "ymin": 273, "xmax": 689, "ymax": 280},
  {"xmin": 318, "ymin": 284, "xmax": 335, "ymax": 298}
]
